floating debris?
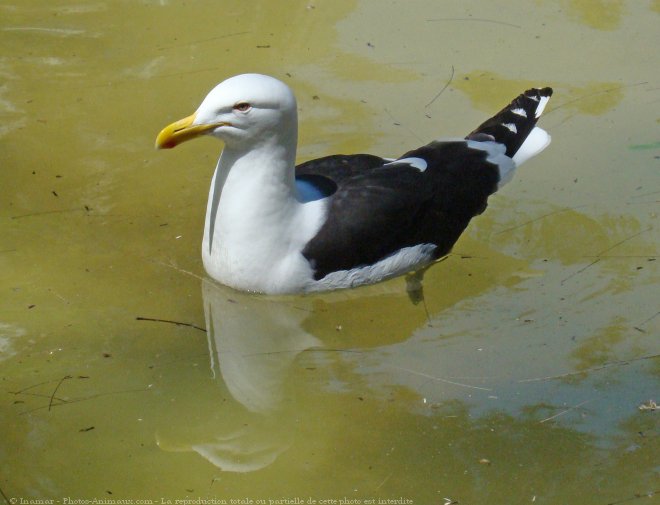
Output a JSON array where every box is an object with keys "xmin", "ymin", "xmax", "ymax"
[{"xmin": 638, "ymin": 399, "xmax": 657, "ymax": 412}]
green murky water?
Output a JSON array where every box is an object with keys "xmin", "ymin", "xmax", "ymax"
[{"xmin": 1, "ymin": 1, "xmax": 658, "ymax": 503}]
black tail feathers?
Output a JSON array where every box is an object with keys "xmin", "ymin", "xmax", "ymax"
[{"xmin": 466, "ymin": 87, "xmax": 553, "ymax": 158}]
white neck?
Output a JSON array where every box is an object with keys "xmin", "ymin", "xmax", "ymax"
[{"xmin": 201, "ymin": 133, "xmax": 326, "ymax": 293}]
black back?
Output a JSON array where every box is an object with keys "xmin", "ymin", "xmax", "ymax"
[{"xmin": 298, "ymin": 142, "xmax": 499, "ymax": 279}]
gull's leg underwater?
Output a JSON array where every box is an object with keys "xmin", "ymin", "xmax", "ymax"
[{"xmin": 404, "ymin": 256, "xmax": 448, "ymax": 306}]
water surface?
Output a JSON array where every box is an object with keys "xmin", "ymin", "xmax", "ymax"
[{"xmin": 1, "ymin": 1, "xmax": 658, "ymax": 504}]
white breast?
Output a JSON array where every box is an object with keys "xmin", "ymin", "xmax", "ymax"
[{"xmin": 201, "ymin": 156, "xmax": 328, "ymax": 293}]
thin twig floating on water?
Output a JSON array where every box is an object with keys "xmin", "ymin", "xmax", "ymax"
[
  {"xmin": 548, "ymin": 81, "xmax": 648, "ymax": 114},
  {"xmin": 2, "ymin": 26, "xmax": 85, "ymax": 36},
  {"xmin": 10, "ymin": 378, "xmax": 63, "ymax": 395},
  {"xmin": 0, "ymin": 484, "xmax": 10, "ymax": 505},
  {"xmin": 426, "ymin": 18, "xmax": 522, "ymax": 29},
  {"xmin": 10, "ymin": 376, "xmax": 89, "ymax": 409},
  {"xmin": 20, "ymin": 386, "xmax": 152, "ymax": 416},
  {"xmin": 11, "ymin": 207, "xmax": 88, "ymax": 219},
  {"xmin": 383, "ymin": 107, "xmax": 424, "ymax": 143},
  {"xmin": 495, "ymin": 205, "xmax": 587, "ymax": 235},
  {"xmin": 148, "ymin": 259, "xmax": 206, "ymax": 281},
  {"xmin": 14, "ymin": 391, "xmax": 68, "ymax": 403},
  {"xmin": 392, "ymin": 365, "xmax": 493, "ymax": 391},
  {"xmin": 83, "ymin": 65, "xmax": 245, "ymax": 90},
  {"xmin": 560, "ymin": 258, "xmax": 602, "ymax": 285},
  {"xmin": 518, "ymin": 353, "xmax": 660, "ymax": 383},
  {"xmin": 49, "ymin": 375, "xmax": 72, "ymax": 411},
  {"xmin": 157, "ymin": 31, "xmax": 250, "ymax": 51},
  {"xmin": 635, "ymin": 310, "xmax": 659, "ymax": 330},
  {"xmin": 561, "ymin": 226, "xmax": 652, "ymax": 285},
  {"xmin": 235, "ymin": 348, "xmax": 363, "ymax": 358},
  {"xmin": 375, "ymin": 472, "xmax": 393, "ymax": 491},
  {"xmin": 539, "ymin": 399, "xmax": 591, "ymax": 424},
  {"xmin": 136, "ymin": 316, "xmax": 206, "ymax": 333},
  {"xmin": 425, "ymin": 65, "xmax": 455, "ymax": 108}
]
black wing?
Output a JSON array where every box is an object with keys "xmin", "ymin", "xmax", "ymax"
[
  {"xmin": 299, "ymin": 142, "xmax": 500, "ymax": 280},
  {"xmin": 296, "ymin": 153, "xmax": 386, "ymax": 183}
]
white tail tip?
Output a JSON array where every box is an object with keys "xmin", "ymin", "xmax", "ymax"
[{"xmin": 512, "ymin": 127, "xmax": 551, "ymax": 166}]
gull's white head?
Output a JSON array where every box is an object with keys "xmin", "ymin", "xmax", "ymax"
[{"xmin": 156, "ymin": 73, "xmax": 297, "ymax": 150}]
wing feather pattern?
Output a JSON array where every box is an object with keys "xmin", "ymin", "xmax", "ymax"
[{"xmin": 297, "ymin": 141, "xmax": 500, "ymax": 280}]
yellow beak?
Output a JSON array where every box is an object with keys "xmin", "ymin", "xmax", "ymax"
[{"xmin": 155, "ymin": 113, "xmax": 227, "ymax": 149}]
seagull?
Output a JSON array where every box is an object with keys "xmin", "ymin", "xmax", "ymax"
[{"xmin": 156, "ymin": 74, "xmax": 552, "ymax": 294}]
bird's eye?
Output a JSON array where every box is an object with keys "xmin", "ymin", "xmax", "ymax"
[{"xmin": 233, "ymin": 102, "xmax": 251, "ymax": 112}]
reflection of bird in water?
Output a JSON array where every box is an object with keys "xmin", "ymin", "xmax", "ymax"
[
  {"xmin": 156, "ymin": 280, "xmax": 321, "ymax": 473},
  {"xmin": 157, "ymin": 74, "xmax": 552, "ymax": 295},
  {"xmin": 202, "ymin": 279, "xmax": 321, "ymax": 414}
]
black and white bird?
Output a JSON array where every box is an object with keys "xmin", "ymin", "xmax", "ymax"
[{"xmin": 156, "ymin": 74, "xmax": 552, "ymax": 294}]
